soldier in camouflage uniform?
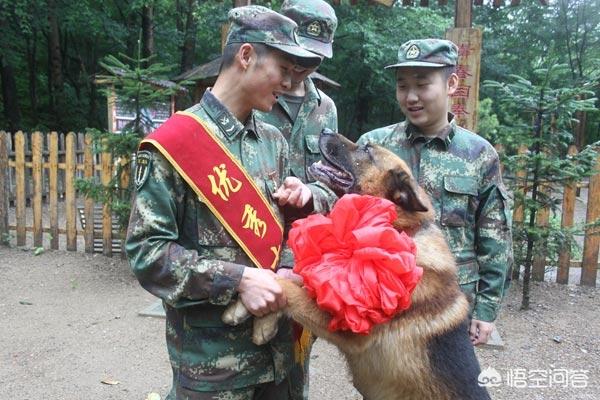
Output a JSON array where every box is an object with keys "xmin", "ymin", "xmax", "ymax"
[
  {"xmin": 125, "ymin": 6, "xmax": 325, "ymax": 400},
  {"xmin": 255, "ymin": 1, "xmax": 339, "ymax": 399},
  {"xmin": 256, "ymin": 0, "xmax": 339, "ymax": 218},
  {"xmin": 358, "ymin": 39, "xmax": 513, "ymax": 346}
]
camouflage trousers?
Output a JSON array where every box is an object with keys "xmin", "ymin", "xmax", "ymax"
[{"xmin": 166, "ymin": 376, "xmax": 292, "ymax": 400}]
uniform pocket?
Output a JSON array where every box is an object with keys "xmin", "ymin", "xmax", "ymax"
[
  {"xmin": 304, "ymin": 135, "xmax": 321, "ymax": 175},
  {"xmin": 180, "ymin": 307, "xmax": 266, "ymax": 391},
  {"xmin": 498, "ymin": 186, "xmax": 513, "ymax": 227},
  {"xmin": 441, "ymin": 176, "xmax": 478, "ymax": 227}
]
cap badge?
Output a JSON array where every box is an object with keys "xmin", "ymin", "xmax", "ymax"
[
  {"xmin": 307, "ymin": 21, "xmax": 321, "ymax": 37},
  {"xmin": 406, "ymin": 44, "xmax": 420, "ymax": 59}
]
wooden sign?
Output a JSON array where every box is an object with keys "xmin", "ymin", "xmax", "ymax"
[
  {"xmin": 445, "ymin": 27, "xmax": 482, "ymax": 133},
  {"xmin": 107, "ymin": 87, "xmax": 172, "ymax": 134}
]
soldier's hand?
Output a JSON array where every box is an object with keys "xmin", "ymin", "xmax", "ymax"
[
  {"xmin": 470, "ymin": 319, "xmax": 494, "ymax": 346},
  {"xmin": 272, "ymin": 177, "xmax": 312, "ymax": 208},
  {"xmin": 276, "ymin": 267, "xmax": 303, "ymax": 285},
  {"xmin": 238, "ymin": 267, "xmax": 287, "ymax": 317}
]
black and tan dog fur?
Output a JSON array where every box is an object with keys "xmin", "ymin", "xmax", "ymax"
[{"xmin": 223, "ymin": 130, "xmax": 490, "ymax": 400}]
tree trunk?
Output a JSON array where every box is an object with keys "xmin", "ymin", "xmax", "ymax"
[
  {"xmin": 87, "ymin": 38, "xmax": 100, "ymax": 128},
  {"xmin": 0, "ymin": 55, "xmax": 22, "ymax": 132},
  {"xmin": 180, "ymin": 0, "xmax": 197, "ymax": 74},
  {"xmin": 521, "ymin": 93, "xmax": 545, "ymax": 311},
  {"xmin": 26, "ymin": 27, "xmax": 39, "ymax": 123},
  {"xmin": 574, "ymin": 109, "xmax": 587, "ymax": 149},
  {"xmin": 47, "ymin": 0, "xmax": 64, "ymax": 124},
  {"xmin": 141, "ymin": 4, "xmax": 154, "ymax": 65}
]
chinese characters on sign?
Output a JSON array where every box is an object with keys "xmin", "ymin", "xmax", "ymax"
[{"xmin": 445, "ymin": 28, "xmax": 482, "ymax": 133}]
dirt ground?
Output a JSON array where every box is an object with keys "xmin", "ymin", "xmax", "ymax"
[{"xmin": 1, "ymin": 246, "xmax": 598, "ymax": 400}]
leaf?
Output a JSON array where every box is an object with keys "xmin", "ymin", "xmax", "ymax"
[
  {"xmin": 33, "ymin": 247, "xmax": 44, "ymax": 256},
  {"xmin": 19, "ymin": 300, "xmax": 33, "ymax": 305},
  {"xmin": 101, "ymin": 379, "xmax": 120, "ymax": 385},
  {"xmin": 146, "ymin": 393, "xmax": 161, "ymax": 400}
]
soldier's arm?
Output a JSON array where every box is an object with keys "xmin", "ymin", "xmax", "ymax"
[
  {"xmin": 473, "ymin": 150, "xmax": 513, "ymax": 322},
  {"xmin": 125, "ymin": 151, "xmax": 245, "ymax": 308}
]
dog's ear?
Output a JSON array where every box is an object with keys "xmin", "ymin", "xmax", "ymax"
[{"xmin": 388, "ymin": 167, "xmax": 429, "ymax": 212}]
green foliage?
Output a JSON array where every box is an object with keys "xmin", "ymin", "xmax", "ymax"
[
  {"xmin": 476, "ymin": 98, "xmax": 500, "ymax": 143},
  {"xmin": 77, "ymin": 49, "xmax": 186, "ymax": 231},
  {"xmin": 74, "ymin": 128, "xmax": 140, "ymax": 230},
  {"xmin": 98, "ymin": 51, "xmax": 183, "ymax": 136},
  {"xmin": 484, "ymin": 63, "xmax": 598, "ymax": 308}
]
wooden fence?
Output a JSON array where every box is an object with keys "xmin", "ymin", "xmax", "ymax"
[
  {"xmin": 504, "ymin": 144, "xmax": 600, "ymax": 287},
  {"xmin": 0, "ymin": 131, "xmax": 123, "ymax": 257},
  {"xmin": 0, "ymin": 131, "xmax": 598, "ymax": 286}
]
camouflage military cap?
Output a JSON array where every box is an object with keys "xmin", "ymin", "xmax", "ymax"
[
  {"xmin": 280, "ymin": 0, "xmax": 338, "ymax": 59},
  {"xmin": 226, "ymin": 5, "xmax": 321, "ymax": 63},
  {"xmin": 385, "ymin": 39, "xmax": 458, "ymax": 69}
]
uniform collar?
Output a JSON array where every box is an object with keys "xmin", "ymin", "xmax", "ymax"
[
  {"xmin": 200, "ymin": 89, "xmax": 260, "ymax": 141},
  {"xmin": 275, "ymin": 77, "xmax": 322, "ymax": 120},
  {"xmin": 406, "ymin": 113, "xmax": 456, "ymax": 149}
]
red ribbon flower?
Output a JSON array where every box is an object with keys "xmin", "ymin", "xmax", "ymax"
[{"xmin": 288, "ymin": 194, "xmax": 422, "ymax": 335}]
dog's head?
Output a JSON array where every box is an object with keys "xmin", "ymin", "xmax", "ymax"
[{"xmin": 309, "ymin": 129, "xmax": 434, "ymax": 232}]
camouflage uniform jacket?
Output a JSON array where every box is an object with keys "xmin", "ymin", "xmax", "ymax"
[
  {"xmin": 125, "ymin": 90, "xmax": 295, "ymax": 392},
  {"xmin": 358, "ymin": 116, "xmax": 513, "ymax": 322},
  {"xmin": 256, "ymin": 77, "xmax": 339, "ymax": 266}
]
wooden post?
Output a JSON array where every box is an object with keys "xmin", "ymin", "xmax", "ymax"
[
  {"xmin": 48, "ymin": 132, "xmax": 59, "ymax": 249},
  {"xmin": 0, "ymin": 132, "xmax": 8, "ymax": 241},
  {"xmin": 494, "ymin": 144, "xmax": 504, "ymax": 176},
  {"xmin": 221, "ymin": 24, "xmax": 229, "ymax": 53},
  {"xmin": 512, "ymin": 145, "xmax": 528, "ymax": 224},
  {"xmin": 65, "ymin": 133, "xmax": 77, "ymax": 251},
  {"xmin": 581, "ymin": 153, "xmax": 600, "ymax": 287},
  {"xmin": 32, "ymin": 132, "xmax": 43, "ymax": 247},
  {"xmin": 455, "ymin": 0, "xmax": 472, "ymax": 28},
  {"xmin": 532, "ymin": 180, "xmax": 550, "ymax": 281},
  {"xmin": 557, "ymin": 144, "xmax": 578, "ymax": 284},
  {"xmin": 101, "ymin": 146, "xmax": 113, "ymax": 257},
  {"xmin": 15, "ymin": 132, "xmax": 26, "ymax": 246},
  {"xmin": 119, "ymin": 156, "xmax": 130, "ymax": 258},
  {"xmin": 83, "ymin": 134, "xmax": 95, "ymax": 253},
  {"xmin": 445, "ymin": 28, "xmax": 482, "ymax": 133},
  {"xmin": 511, "ymin": 145, "xmax": 528, "ymax": 280}
]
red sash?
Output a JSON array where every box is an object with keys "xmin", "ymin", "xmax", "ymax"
[{"xmin": 140, "ymin": 111, "xmax": 283, "ymax": 269}]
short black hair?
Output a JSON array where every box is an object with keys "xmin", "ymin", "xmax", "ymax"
[
  {"xmin": 219, "ymin": 42, "xmax": 273, "ymax": 72},
  {"xmin": 441, "ymin": 65, "xmax": 457, "ymax": 80}
]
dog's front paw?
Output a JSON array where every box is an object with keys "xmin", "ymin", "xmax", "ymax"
[
  {"xmin": 252, "ymin": 311, "xmax": 283, "ymax": 345},
  {"xmin": 222, "ymin": 299, "xmax": 251, "ymax": 325}
]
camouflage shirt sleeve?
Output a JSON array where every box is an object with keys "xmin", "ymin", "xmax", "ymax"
[
  {"xmin": 473, "ymin": 148, "xmax": 513, "ymax": 322},
  {"xmin": 125, "ymin": 151, "xmax": 244, "ymax": 308}
]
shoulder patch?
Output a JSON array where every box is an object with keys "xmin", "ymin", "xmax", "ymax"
[{"xmin": 134, "ymin": 150, "xmax": 152, "ymax": 190}]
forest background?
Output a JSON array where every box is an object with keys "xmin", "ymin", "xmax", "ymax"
[{"xmin": 1, "ymin": 0, "xmax": 599, "ymax": 145}]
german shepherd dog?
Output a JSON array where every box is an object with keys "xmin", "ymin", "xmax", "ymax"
[{"xmin": 224, "ymin": 130, "xmax": 490, "ymax": 400}]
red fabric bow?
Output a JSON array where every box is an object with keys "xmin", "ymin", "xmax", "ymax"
[{"xmin": 288, "ymin": 194, "xmax": 422, "ymax": 335}]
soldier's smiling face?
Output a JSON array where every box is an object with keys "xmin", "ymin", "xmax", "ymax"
[
  {"xmin": 244, "ymin": 47, "xmax": 295, "ymax": 112},
  {"xmin": 395, "ymin": 67, "xmax": 458, "ymax": 135}
]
